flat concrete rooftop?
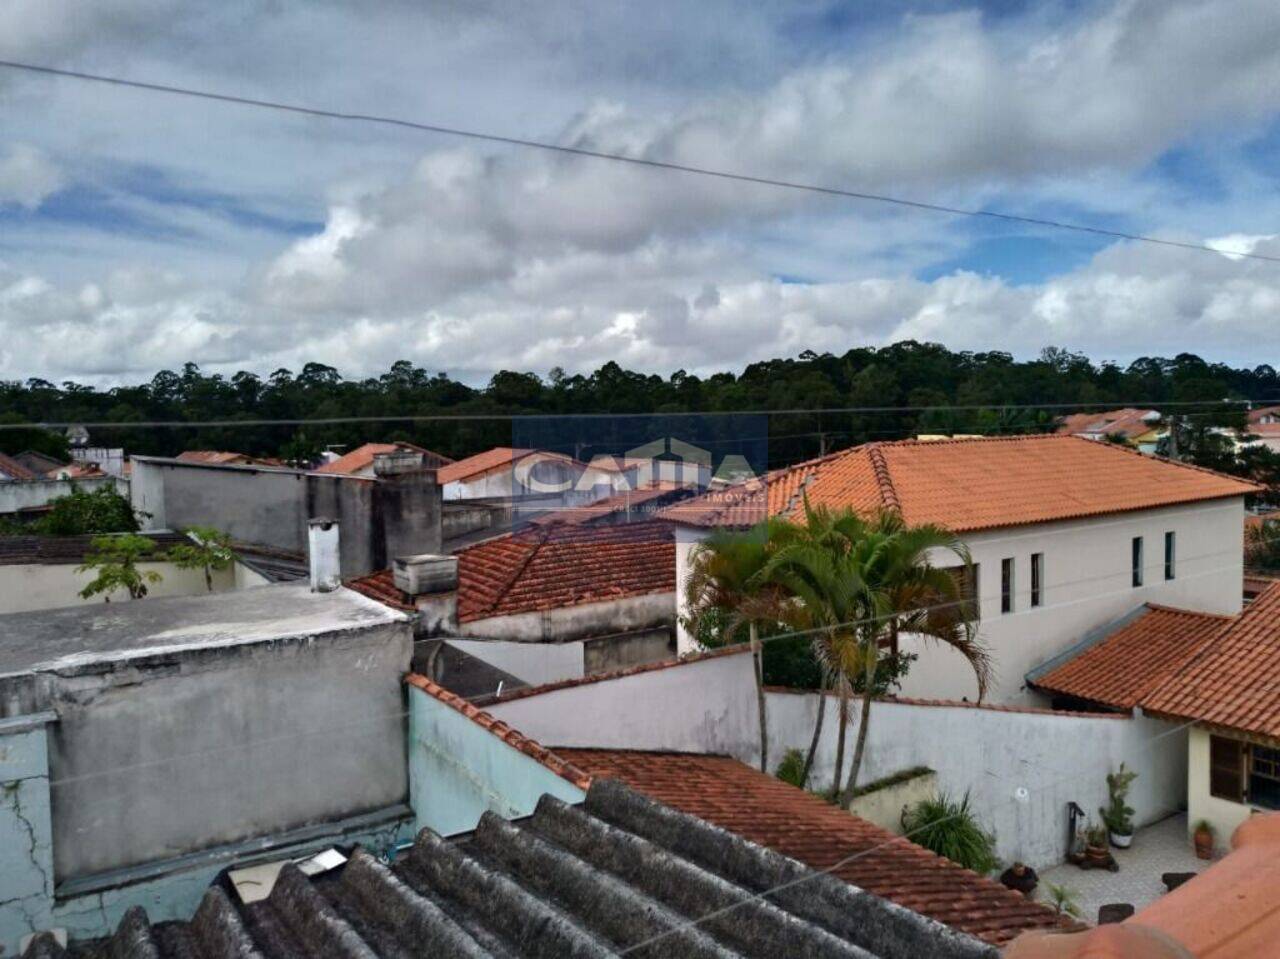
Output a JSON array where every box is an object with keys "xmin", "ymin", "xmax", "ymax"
[{"xmin": 0, "ymin": 583, "xmax": 409, "ymax": 678}]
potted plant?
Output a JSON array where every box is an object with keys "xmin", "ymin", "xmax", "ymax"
[
  {"xmin": 1084, "ymin": 821, "xmax": 1110, "ymax": 863},
  {"xmin": 1100, "ymin": 763, "xmax": 1138, "ymax": 849},
  {"xmin": 1193, "ymin": 819, "xmax": 1214, "ymax": 860}
]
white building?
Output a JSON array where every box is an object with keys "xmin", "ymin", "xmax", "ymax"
[{"xmin": 665, "ymin": 434, "xmax": 1258, "ymax": 704}]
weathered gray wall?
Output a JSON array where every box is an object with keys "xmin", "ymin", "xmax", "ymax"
[
  {"xmin": 131, "ymin": 458, "xmax": 441, "ymax": 577},
  {"xmin": 583, "ymin": 628, "xmax": 674, "ymax": 673},
  {"xmin": 0, "ymin": 475, "xmax": 127, "ymax": 516},
  {"xmin": 47, "ymin": 620, "xmax": 412, "ymax": 882},
  {"xmin": 457, "ymin": 591, "xmax": 675, "ymax": 643}
]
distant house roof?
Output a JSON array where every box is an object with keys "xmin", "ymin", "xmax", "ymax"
[
  {"xmin": 527, "ymin": 484, "xmax": 684, "ymax": 526},
  {"xmin": 457, "ymin": 521, "xmax": 675, "ymax": 623},
  {"xmin": 176, "ymin": 450, "xmax": 257, "ymax": 465},
  {"xmin": 436, "ymin": 446, "xmax": 541, "ymax": 485},
  {"xmin": 12, "ymin": 450, "xmax": 66, "ymax": 474},
  {"xmin": 231, "ymin": 541, "xmax": 309, "ymax": 583},
  {"xmin": 661, "ymin": 435, "xmax": 1260, "ymax": 533},
  {"xmin": 312, "ymin": 442, "xmax": 453, "ymax": 476},
  {"xmin": 1055, "ymin": 407, "xmax": 1161, "ymax": 440},
  {"xmin": 0, "ymin": 451, "xmax": 39, "ymax": 481},
  {"xmin": 1248, "ymin": 404, "xmax": 1280, "ymax": 424},
  {"xmin": 1027, "ymin": 605, "xmax": 1232, "ymax": 710},
  {"xmin": 21, "ymin": 757, "xmax": 990, "ymax": 958},
  {"xmin": 563, "ymin": 748, "xmax": 1073, "ymax": 947},
  {"xmin": 53, "ymin": 462, "xmax": 106, "ymax": 478},
  {"xmin": 348, "ymin": 521, "xmax": 676, "ymax": 623},
  {"xmin": 1143, "ymin": 583, "xmax": 1280, "ymax": 738}
]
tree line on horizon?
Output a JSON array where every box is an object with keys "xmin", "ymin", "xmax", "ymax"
[{"xmin": 1, "ymin": 342, "xmax": 1278, "ymax": 480}]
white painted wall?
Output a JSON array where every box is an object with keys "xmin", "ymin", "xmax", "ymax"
[
  {"xmin": 900, "ymin": 498, "xmax": 1246, "ymax": 703},
  {"xmin": 0, "ymin": 562, "xmax": 239, "ymax": 614},
  {"xmin": 766, "ymin": 691, "xmax": 1188, "ymax": 869},
  {"xmin": 458, "ymin": 592, "xmax": 674, "ymax": 644},
  {"xmin": 0, "ymin": 476, "xmax": 128, "ymax": 516},
  {"xmin": 486, "ymin": 650, "xmax": 759, "ymax": 760},
  {"xmin": 1186, "ymin": 726, "xmax": 1263, "ymax": 849},
  {"xmin": 446, "ymin": 638, "xmax": 585, "ymax": 686},
  {"xmin": 674, "ymin": 525, "xmax": 710, "ymax": 654}
]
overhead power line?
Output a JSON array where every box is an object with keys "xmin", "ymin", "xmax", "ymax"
[
  {"xmin": 2, "ymin": 58, "xmax": 1279, "ymax": 264},
  {"xmin": 0, "ymin": 398, "xmax": 1267, "ymax": 431}
]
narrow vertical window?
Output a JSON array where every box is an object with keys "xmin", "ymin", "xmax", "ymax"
[
  {"xmin": 1001, "ymin": 557, "xmax": 1014, "ymax": 614},
  {"xmin": 1132, "ymin": 536, "xmax": 1144, "ymax": 588},
  {"xmin": 1165, "ymin": 531, "xmax": 1176, "ymax": 581},
  {"xmin": 1030, "ymin": 553, "xmax": 1043, "ymax": 608}
]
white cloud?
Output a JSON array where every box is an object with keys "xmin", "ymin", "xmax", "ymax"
[{"xmin": 0, "ymin": 144, "xmax": 63, "ymax": 209}]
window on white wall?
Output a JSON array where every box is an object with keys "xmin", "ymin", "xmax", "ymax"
[
  {"xmin": 1132, "ymin": 536, "xmax": 1144, "ymax": 588},
  {"xmin": 1164, "ymin": 531, "xmax": 1176, "ymax": 581},
  {"xmin": 1001, "ymin": 557, "xmax": 1014, "ymax": 614},
  {"xmin": 1030, "ymin": 553, "xmax": 1043, "ymax": 607}
]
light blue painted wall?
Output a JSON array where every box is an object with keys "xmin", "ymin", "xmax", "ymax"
[
  {"xmin": 0, "ymin": 713, "xmax": 55, "ymax": 955},
  {"xmin": 408, "ymin": 685, "xmax": 586, "ymax": 838}
]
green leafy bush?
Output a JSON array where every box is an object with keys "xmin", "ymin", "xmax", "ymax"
[
  {"xmin": 775, "ymin": 748, "xmax": 807, "ymax": 788},
  {"xmin": 901, "ymin": 791, "xmax": 999, "ymax": 874},
  {"xmin": 39, "ymin": 485, "xmax": 140, "ymax": 535}
]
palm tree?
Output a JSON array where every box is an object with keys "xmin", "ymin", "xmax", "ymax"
[
  {"xmin": 684, "ymin": 519, "xmax": 801, "ymax": 773},
  {"xmin": 763, "ymin": 501, "xmax": 990, "ymax": 802}
]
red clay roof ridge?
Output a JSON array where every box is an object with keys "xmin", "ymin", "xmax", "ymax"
[
  {"xmin": 1142, "ymin": 602, "xmax": 1236, "ymax": 620},
  {"xmin": 404, "ymin": 673, "xmax": 592, "ymax": 790},
  {"xmin": 867, "ymin": 444, "xmax": 903, "ymax": 512}
]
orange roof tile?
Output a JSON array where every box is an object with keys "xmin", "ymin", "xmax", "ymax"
[
  {"xmin": 1247, "ymin": 404, "xmax": 1280, "ymax": 424},
  {"xmin": 663, "ymin": 435, "xmax": 1260, "ymax": 533},
  {"xmin": 1055, "ymin": 407, "xmax": 1160, "ymax": 440},
  {"xmin": 0, "ymin": 451, "xmax": 39, "ymax": 481},
  {"xmin": 1142, "ymin": 582, "xmax": 1280, "ymax": 738},
  {"xmin": 345, "ymin": 570, "xmax": 416, "ymax": 613},
  {"xmin": 436, "ymin": 447, "xmax": 537, "ymax": 485},
  {"xmin": 313, "ymin": 442, "xmax": 452, "ymax": 476},
  {"xmin": 176, "ymin": 450, "xmax": 253, "ymax": 465},
  {"xmin": 1029, "ymin": 605, "xmax": 1231, "ymax": 710},
  {"xmin": 457, "ymin": 521, "xmax": 675, "ymax": 623},
  {"xmin": 404, "ymin": 673, "xmax": 591, "ymax": 790},
  {"xmin": 561, "ymin": 748, "xmax": 1074, "ymax": 947}
]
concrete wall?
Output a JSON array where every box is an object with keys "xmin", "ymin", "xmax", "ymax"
[
  {"xmin": 1186, "ymin": 726, "xmax": 1259, "ymax": 849},
  {"xmin": 407, "ymin": 683, "xmax": 585, "ymax": 838},
  {"xmin": 487, "ymin": 650, "xmax": 759, "ymax": 759},
  {"xmin": 0, "ymin": 562, "xmax": 238, "ymax": 615},
  {"xmin": 766, "ymin": 691, "xmax": 1188, "ymax": 869},
  {"xmin": 583, "ymin": 628, "xmax": 675, "ymax": 674},
  {"xmin": 446, "ymin": 638, "xmax": 586, "ymax": 687},
  {"xmin": 131, "ymin": 457, "xmax": 442, "ymax": 577},
  {"xmin": 457, "ymin": 592, "xmax": 676, "ymax": 644},
  {"xmin": 0, "ymin": 475, "xmax": 127, "ymax": 516},
  {"xmin": 46, "ymin": 619, "xmax": 413, "ymax": 882},
  {"xmin": 0, "ymin": 712, "xmax": 55, "ymax": 954},
  {"xmin": 846, "ymin": 769, "xmax": 938, "ymax": 836}
]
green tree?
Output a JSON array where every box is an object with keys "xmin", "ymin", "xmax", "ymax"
[
  {"xmin": 77, "ymin": 534, "xmax": 163, "ymax": 601},
  {"xmin": 684, "ymin": 519, "xmax": 802, "ymax": 772},
  {"xmin": 166, "ymin": 527, "xmax": 235, "ymax": 591},
  {"xmin": 763, "ymin": 502, "xmax": 989, "ymax": 802},
  {"xmin": 39, "ymin": 485, "xmax": 139, "ymax": 535}
]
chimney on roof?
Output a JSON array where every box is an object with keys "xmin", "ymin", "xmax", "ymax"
[
  {"xmin": 307, "ymin": 518, "xmax": 342, "ymax": 593},
  {"xmin": 393, "ymin": 553, "xmax": 457, "ymax": 636},
  {"xmin": 373, "ymin": 449, "xmax": 424, "ymax": 476},
  {"xmin": 374, "ymin": 464, "xmax": 442, "ymax": 565}
]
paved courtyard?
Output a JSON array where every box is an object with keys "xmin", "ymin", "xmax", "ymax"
[{"xmin": 1036, "ymin": 813, "xmax": 1213, "ymax": 925}]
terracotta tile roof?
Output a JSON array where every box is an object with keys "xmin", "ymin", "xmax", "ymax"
[
  {"xmin": 456, "ymin": 521, "xmax": 675, "ymax": 623},
  {"xmin": 1028, "ymin": 605, "xmax": 1231, "ymax": 710},
  {"xmin": 561, "ymin": 748, "xmax": 1074, "ymax": 947},
  {"xmin": 1245, "ymin": 509, "xmax": 1280, "ymax": 531},
  {"xmin": 1247, "ymin": 404, "xmax": 1280, "ymax": 424},
  {"xmin": 1244, "ymin": 573, "xmax": 1279, "ymax": 603},
  {"xmin": 13, "ymin": 450, "xmax": 66, "ymax": 474},
  {"xmin": 312, "ymin": 441, "xmax": 452, "ymax": 475},
  {"xmin": 0, "ymin": 531, "xmax": 189, "ymax": 566},
  {"xmin": 0, "ymin": 451, "xmax": 39, "ymax": 481},
  {"xmin": 176, "ymin": 450, "xmax": 254, "ymax": 465},
  {"xmin": 662, "ymin": 435, "xmax": 1260, "ymax": 532},
  {"xmin": 527, "ymin": 483, "xmax": 682, "ymax": 526},
  {"xmin": 1142, "ymin": 583, "xmax": 1280, "ymax": 738},
  {"xmin": 483, "ymin": 645, "xmax": 750, "ymax": 705},
  {"xmin": 53, "ymin": 462, "xmax": 106, "ymax": 478},
  {"xmin": 435, "ymin": 446, "xmax": 536, "ymax": 485},
  {"xmin": 345, "ymin": 569, "xmax": 416, "ymax": 612},
  {"xmin": 1055, "ymin": 407, "xmax": 1160, "ymax": 440},
  {"xmin": 405, "ymin": 673, "xmax": 591, "ymax": 789}
]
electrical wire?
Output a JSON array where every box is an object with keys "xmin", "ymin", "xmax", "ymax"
[{"xmin": 2, "ymin": 57, "xmax": 1279, "ymax": 264}]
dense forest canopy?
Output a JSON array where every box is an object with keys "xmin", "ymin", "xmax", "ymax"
[{"xmin": 1, "ymin": 343, "xmax": 1277, "ymax": 474}]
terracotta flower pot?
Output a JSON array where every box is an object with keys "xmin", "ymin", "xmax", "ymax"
[{"xmin": 1193, "ymin": 828, "xmax": 1213, "ymax": 860}]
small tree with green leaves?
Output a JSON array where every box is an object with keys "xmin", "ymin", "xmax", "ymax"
[
  {"xmin": 40, "ymin": 485, "xmax": 139, "ymax": 535},
  {"xmin": 166, "ymin": 526, "xmax": 235, "ymax": 591},
  {"xmin": 1045, "ymin": 882, "xmax": 1081, "ymax": 917},
  {"xmin": 77, "ymin": 534, "xmax": 163, "ymax": 602}
]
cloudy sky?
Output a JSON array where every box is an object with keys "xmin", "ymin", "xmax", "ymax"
[{"xmin": 2, "ymin": 0, "xmax": 1280, "ymax": 385}]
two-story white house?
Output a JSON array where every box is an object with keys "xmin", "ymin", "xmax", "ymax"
[{"xmin": 665, "ymin": 434, "xmax": 1259, "ymax": 704}]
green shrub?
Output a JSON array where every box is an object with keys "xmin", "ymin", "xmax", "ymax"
[
  {"xmin": 901, "ymin": 791, "xmax": 999, "ymax": 874},
  {"xmin": 39, "ymin": 485, "xmax": 140, "ymax": 535},
  {"xmin": 775, "ymin": 748, "xmax": 808, "ymax": 788}
]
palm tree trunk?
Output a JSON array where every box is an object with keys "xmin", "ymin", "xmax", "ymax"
[
  {"xmin": 832, "ymin": 675, "xmax": 850, "ymax": 797},
  {"xmin": 750, "ymin": 622, "xmax": 769, "ymax": 772},
  {"xmin": 800, "ymin": 669, "xmax": 828, "ymax": 788},
  {"xmin": 843, "ymin": 639, "xmax": 879, "ymax": 802}
]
